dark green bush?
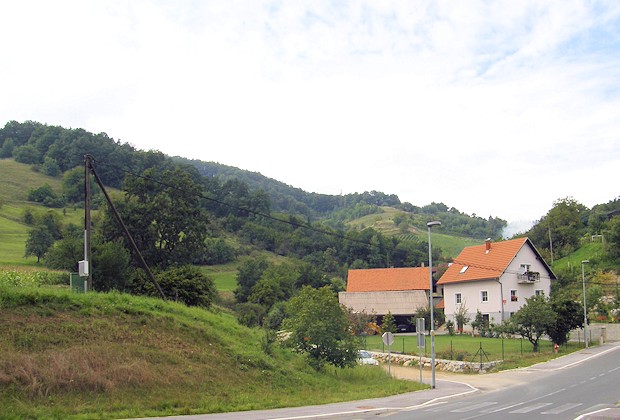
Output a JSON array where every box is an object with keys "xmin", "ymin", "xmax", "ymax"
[{"xmin": 131, "ymin": 265, "xmax": 217, "ymax": 308}]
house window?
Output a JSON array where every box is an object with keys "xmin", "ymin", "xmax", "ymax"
[
  {"xmin": 455, "ymin": 293, "xmax": 462, "ymax": 304},
  {"xmin": 510, "ymin": 290, "xmax": 518, "ymax": 302},
  {"xmin": 481, "ymin": 290, "xmax": 488, "ymax": 303},
  {"xmin": 535, "ymin": 289, "xmax": 544, "ymax": 296},
  {"xmin": 520, "ymin": 264, "xmax": 531, "ymax": 273}
]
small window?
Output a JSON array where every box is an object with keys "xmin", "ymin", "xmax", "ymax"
[
  {"xmin": 455, "ymin": 293, "xmax": 462, "ymax": 304},
  {"xmin": 520, "ymin": 264, "xmax": 531, "ymax": 273},
  {"xmin": 510, "ymin": 290, "xmax": 518, "ymax": 302},
  {"xmin": 481, "ymin": 290, "xmax": 488, "ymax": 302},
  {"xmin": 459, "ymin": 266, "xmax": 469, "ymax": 274},
  {"xmin": 535, "ymin": 289, "xmax": 544, "ymax": 296}
]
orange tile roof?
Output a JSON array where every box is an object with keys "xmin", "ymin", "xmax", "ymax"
[
  {"xmin": 346, "ymin": 267, "xmax": 430, "ymax": 292},
  {"xmin": 437, "ymin": 238, "xmax": 528, "ymax": 285}
]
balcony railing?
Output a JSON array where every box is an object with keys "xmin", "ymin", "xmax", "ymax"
[{"xmin": 517, "ymin": 272, "xmax": 540, "ymax": 283}]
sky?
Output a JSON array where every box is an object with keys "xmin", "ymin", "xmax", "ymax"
[{"xmin": 1, "ymin": 1, "xmax": 619, "ymax": 234}]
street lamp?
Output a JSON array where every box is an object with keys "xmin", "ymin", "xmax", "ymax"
[
  {"xmin": 581, "ymin": 260, "xmax": 589, "ymax": 349},
  {"xmin": 427, "ymin": 220, "xmax": 441, "ymax": 389}
]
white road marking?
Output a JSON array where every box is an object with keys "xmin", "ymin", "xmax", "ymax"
[
  {"xmin": 449, "ymin": 401, "xmax": 498, "ymax": 413},
  {"xmin": 509, "ymin": 402, "xmax": 553, "ymax": 413},
  {"xmin": 541, "ymin": 402, "xmax": 583, "ymax": 414}
]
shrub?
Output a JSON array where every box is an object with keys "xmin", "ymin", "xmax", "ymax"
[
  {"xmin": 446, "ymin": 320, "xmax": 455, "ymax": 335},
  {"xmin": 131, "ymin": 265, "xmax": 217, "ymax": 308},
  {"xmin": 235, "ymin": 302, "xmax": 267, "ymax": 327}
]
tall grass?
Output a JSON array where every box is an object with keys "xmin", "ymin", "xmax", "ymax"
[
  {"xmin": 0, "ymin": 282, "xmax": 425, "ymax": 418},
  {"xmin": 0, "ymin": 268, "xmax": 68, "ymax": 287}
]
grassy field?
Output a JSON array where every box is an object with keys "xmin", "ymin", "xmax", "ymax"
[
  {"xmin": 201, "ymin": 262, "xmax": 238, "ymax": 291},
  {"xmin": 0, "ymin": 159, "xmax": 96, "ymax": 268},
  {"xmin": 0, "ymin": 212, "xmax": 34, "ymax": 265},
  {"xmin": 0, "ymin": 273, "xmax": 426, "ymax": 419},
  {"xmin": 552, "ymin": 241, "xmax": 608, "ymax": 272},
  {"xmin": 345, "ymin": 207, "xmax": 482, "ymax": 259},
  {"xmin": 362, "ymin": 333, "xmax": 584, "ymax": 371},
  {"xmin": 0, "ymin": 204, "xmax": 86, "ymax": 267},
  {"xmin": 0, "ymin": 159, "xmax": 64, "ymax": 201},
  {"xmin": 425, "ymin": 232, "xmax": 482, "ymax": 259}
]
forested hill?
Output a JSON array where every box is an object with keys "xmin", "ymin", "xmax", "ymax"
[
  {"xmin": 0, "ymin": 120, "xmax": 506, "ymax": 239},
  {"xmin": 173, "ymin": 156, "xmax": 401, "ymax": 215},
  {"xmin": 173, "ymin": 156, "xmax": 508, "ymax": 239}
]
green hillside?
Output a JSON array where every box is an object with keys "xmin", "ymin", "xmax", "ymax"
[
  {"xmin": 552, "ymin": 241, "xmax": 608, "ymax": 272},
  {"xmin": 346, "ymin": 206, "xmax": 483, "ymax": 259},
  {"xmin": 0, "ymin": 278, "xmax": 423, "ymax": 418},
  {"xmin": 0, "ymin": 159, "xmax": 64, "ymax": 201},
  {"xmin": 0, "ymin": 159, "xmax": 85, "ymax": 267}
]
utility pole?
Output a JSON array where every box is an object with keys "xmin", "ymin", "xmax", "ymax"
[
  {"xmin": 86, "ymin": 156, "xmax": 166, "ymax": 300},
  {"xmin": 548, "ymin": 224, "xmax": 554, "ymax": 265},
  {"xmin": 84, "ymin": 155, "xmax": 92, "ymax": 291}
]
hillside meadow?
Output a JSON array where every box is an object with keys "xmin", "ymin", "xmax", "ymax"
[{"xmin": 0, "ymin": 159, "xmax": 93, "ymax": 268}]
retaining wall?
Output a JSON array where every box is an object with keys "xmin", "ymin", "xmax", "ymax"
[{"xmin": 369, "ymin": 351, "xmax": 502, "ymax": 374}]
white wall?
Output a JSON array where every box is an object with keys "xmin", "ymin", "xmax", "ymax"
[
  {"xmin": 443, "ymin": 244, "xmax": 552, "ymax": 328},
  {"xmin": 444, "ymin": 279, "xmax": 501, "ymax": 327}
]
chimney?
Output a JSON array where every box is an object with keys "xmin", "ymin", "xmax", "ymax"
[{"xmin": 485, "ymin": 238, "xmax": 491, "ymax": 252}]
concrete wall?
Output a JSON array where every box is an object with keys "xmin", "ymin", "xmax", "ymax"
[{"xmin": 569, "ymin": 323, "xmax": 620, "ymax": 343}]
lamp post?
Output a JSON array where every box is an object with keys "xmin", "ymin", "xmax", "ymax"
[
  {"xmin": 427, "ymin": 220, "xmax": 441, "ymax": 389},
  {"xmin": 581, "ymin": 260, "xmax": 589, "ymax": 349}
]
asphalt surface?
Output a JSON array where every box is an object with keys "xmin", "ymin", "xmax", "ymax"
[{"xmin": 139, "ymin": 342, "xmax": 620, "ymax": 420}]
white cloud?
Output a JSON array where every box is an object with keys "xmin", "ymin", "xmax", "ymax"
[{"xmin": 1, "ymin": 0, "xmax": 619, "ymax": 224}]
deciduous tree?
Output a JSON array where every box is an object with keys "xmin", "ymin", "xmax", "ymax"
[
  {"xmin": 510, "ymin": 294, "xmax": 556, "ymax": 351},
  {"xmin": 547, "ymin": 296, "xmax": 583, "ymax": 345},
  {"xmin": 282, "ymin": 286, "xmax": 360, "ymax": 370},
  {"xmin": 24, "ymin": 226, "xmax": 54, "ymax": 263}
]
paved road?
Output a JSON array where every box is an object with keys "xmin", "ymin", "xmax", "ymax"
[
  {"xmin": 139, "ymin": 342, "xmax": 620, "ymax": 420},
  {"xmin": 373, "ymin": 343, "xmax": 620, "ymax": 420}
]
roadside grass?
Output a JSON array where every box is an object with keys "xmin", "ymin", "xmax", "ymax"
[
  {"xmin": 0, "ymin": 276, "xmax": 425, "ymax": 419},
  {"xmin": 363, "ymin": 333, "xmax": 584, "ymax": 371}
]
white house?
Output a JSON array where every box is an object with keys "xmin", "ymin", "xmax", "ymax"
[{"xmin": 437, "ymin": 237, "xmax": 555, "ymax": 330}]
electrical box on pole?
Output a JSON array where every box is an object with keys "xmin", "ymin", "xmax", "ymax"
[{"xmin": 78, "ymin": 260, "xmax": 89, "ymax": 277}]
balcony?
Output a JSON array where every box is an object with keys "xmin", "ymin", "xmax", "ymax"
[{"xmin": 517, "ymin": 271, "xmax": 539, "ymax": 283}]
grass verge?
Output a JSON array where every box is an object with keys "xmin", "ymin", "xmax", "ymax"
[{"xmin": 0, "ymin": 276, "xmax": 425, "ymax": 419}]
